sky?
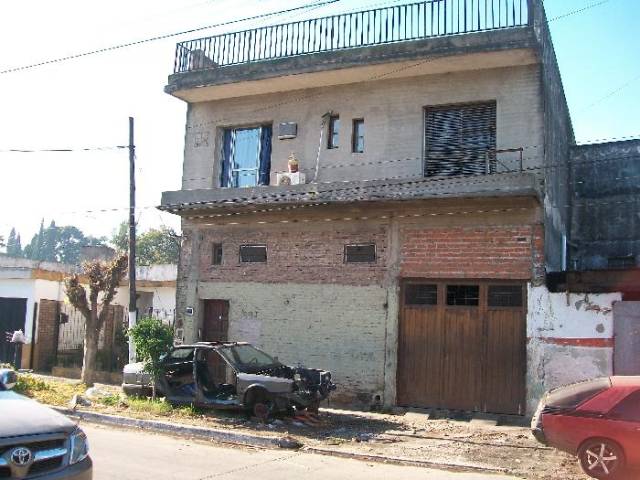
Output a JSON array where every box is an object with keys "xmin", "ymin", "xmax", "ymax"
[{"xmin": 0, "ymin": 0, "xmax": 638, "ymax": 244}]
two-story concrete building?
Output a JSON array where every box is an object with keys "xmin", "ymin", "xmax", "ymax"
[{"xmin": 160, "ymin": 0, "xmax": 578, "ymax": 415}]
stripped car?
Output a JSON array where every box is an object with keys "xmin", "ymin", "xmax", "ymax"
[{"xmin": 122, "ymin": 342, "xmax": 335, "ymax": 417}]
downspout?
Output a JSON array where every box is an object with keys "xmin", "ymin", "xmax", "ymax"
[{"xmin": 313, "ymin": 111, "xmax": 333, "ymax": 183}]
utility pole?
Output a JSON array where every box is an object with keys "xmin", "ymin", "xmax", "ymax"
[{"xmin": 128, "ymin": 117, "xmax": 137, "ymax": 363}]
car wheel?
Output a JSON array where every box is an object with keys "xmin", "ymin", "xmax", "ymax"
[
  {"xmin": 247, "ymin": 389, "xmax": 273, "ymax": 422},
  {"xmin": 578, "ymin": 438, "xmax": 626, "ymax": 479}
]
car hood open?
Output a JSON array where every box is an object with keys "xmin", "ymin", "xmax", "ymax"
[{"xmin": 0, "ymin": 391, "xmax": 77, "ymax": 438}]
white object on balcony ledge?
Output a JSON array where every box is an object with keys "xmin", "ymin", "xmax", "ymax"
[{"xmin": 276, "ymin": 172, "xmax": 306, "ymax": 186}]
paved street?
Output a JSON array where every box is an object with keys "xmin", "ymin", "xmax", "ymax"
[{"xmin": 83, "ymin": 422, "xmax": 518, "ymax": 480}]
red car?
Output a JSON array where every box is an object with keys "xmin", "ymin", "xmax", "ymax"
[{"xmin": 531, "ymin": 376, "xmax": 640, "ymax": 479}]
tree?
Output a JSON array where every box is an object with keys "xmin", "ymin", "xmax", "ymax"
[
  {"xmin": 137, "ymin": 227, "xmax": 180, "ymax": 265},
  {"xmin": 64, "ymin": 254, "xmax": 128, "ymax": 385},
  {"xmin": 23, "ymin": 220, "xmax": 106, "ymax": 264},
  {"xmin": 111, "ymin": 222, "xmax": 180, "ymax": 265},
  {"xmin": 5, "ymin": 229, "xmax": 22, "ymax": 257},
  {"xmin": 128, "ymin": 317, "xmax": 174, "ymax": 399}
]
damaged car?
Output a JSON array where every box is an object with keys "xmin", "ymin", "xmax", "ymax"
[{"xmin": 122, "ymin": 342, "xmax": 335, "ymax": 418}]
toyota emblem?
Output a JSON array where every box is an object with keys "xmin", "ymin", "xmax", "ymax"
[{"xmin": 10, "ymin": 447, "xmax": 32, "ymax": 466}]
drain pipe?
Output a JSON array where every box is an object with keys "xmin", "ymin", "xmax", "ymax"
[{"xmin": 313, "ymin": 111, "xmax": 333, "ymax": 183}]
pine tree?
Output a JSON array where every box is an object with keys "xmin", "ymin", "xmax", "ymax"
[
  {"xmin": 15, "ymin": 234, "xmax": 22, "ymax": 256},
  {"xmin": 6, "ymin": 228, "xmax": 17, "ymax": 256},
  {"xmin": 40, "ymin": 220, "xmax": 58, "ymax": 262}
]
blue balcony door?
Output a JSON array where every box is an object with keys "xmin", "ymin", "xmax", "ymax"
[{"xmin": 221, "ymin": 125, "xmax": 272, "ymax": 188}]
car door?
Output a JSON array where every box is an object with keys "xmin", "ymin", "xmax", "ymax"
[
  {"xmin": 159, "ymin": 347, "xmax": 196, "ymax": 403},
  {"xmin": 605, "ymin": 389, "xmax": 640, "ymax": 466}
]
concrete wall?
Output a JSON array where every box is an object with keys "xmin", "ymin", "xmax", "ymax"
[
  {"xmin": 570, "ymin": 139, "xmax": 640, "ymax": 270},
  {"xmin": 530, "ymin": 0, "xmax": 575, "ymax": 273},
  {"xmin": 198, "ymin": 282, "xmax": 388, "ymax": 405},
  {"xmin": 526, "ymin": 285, "xmax": 620, "ymax": 412},
  {"xmin": 182, "ymin": 64, "xmax": 544, "ymax": 190}
]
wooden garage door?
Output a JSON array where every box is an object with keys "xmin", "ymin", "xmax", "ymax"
[{"xmin": 397, "ymin": 281, "xmax": 526, "ymax": 415}]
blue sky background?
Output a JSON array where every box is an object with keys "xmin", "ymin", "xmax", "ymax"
[{"xmin": 0, "ymin": 0, "xmax": 637, "ymax": 242}]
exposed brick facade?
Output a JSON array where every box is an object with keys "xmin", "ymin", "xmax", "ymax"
[
  {"xmin": 32, "ymin": 299, "xmax": 59, "ymax": 371},
  {"xmin": 400, "ymin": 225, "xmax": 544, "ymax": 280},
  {"xmin": 198, "ymin": 225, "xmax": 389, "ymax": 286}
]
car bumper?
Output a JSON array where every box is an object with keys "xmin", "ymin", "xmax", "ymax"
[
  {"xmin": 122, "ymin": 383, "xmax": 152, "ymax": 396},
  {"xmin": 45, "ymin": 457, "xmax": 92, "ymax": 480}
]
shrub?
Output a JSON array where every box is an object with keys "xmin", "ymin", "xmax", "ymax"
[{"xmin": 128, "ymin": 317, "xmax": 174, "ymax": 399}]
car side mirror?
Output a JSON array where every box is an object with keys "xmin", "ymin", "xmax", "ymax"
[{"xmin": 0, "ymin": 369, "xmax": 18, "ymax": 390}]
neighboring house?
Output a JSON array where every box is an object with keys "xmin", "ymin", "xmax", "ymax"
[
  {"xmin": 159, "ymin": 0, "xmax": 624, "ymax": 415},
  {"xmin": 0, "ymin": 256, "xmax": 177, "ymax": 372},
  {"xmin": 545, "ymin": 139, "xmax": 640, "ymax": 381}
]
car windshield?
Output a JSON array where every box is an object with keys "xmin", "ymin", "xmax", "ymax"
[
  {"xmin": 546, "ymin": 377, "xmax": 611, "ymax": 408},
  {"xmin": 218, "ymin": 345, "xmax": 280, "ymax": 372}
]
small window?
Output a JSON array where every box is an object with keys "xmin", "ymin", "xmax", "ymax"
[
  {"xmin": 446, "ymin": 285, "xmax": 479, "ymax": 306},
  {"xmin": 488, "ymin": 285, "xmax": 523, "ymax": 307},
  {"xmin": 608, "ymin": 256, "xmax": 635, "ymax": 269},
  {"xmin": 352, "ymin": 119, "xmax": 364, "ymax": 153},
  {"xmin": 328, "ymin": 116, "xmax": 340, "ymax": 149},
  {"xmin": 405, "ymin": 284, "xmax": 437, "ymax": 306},
  {"xmin": 240, "ymin": 245, "xmax": 267, "ymax": 263},
  {"xmin": 212, "ymin": 243, "xmax": 223, "ymax": 265},
  {"xmin": 608, "ymin": 390, "xmax": 640, "ymax": 422},
  {"xmin": 345, "ymin": 244, "xmax": 376, "ymax": 263}
]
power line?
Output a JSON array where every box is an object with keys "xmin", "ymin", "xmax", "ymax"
[
  {"xmin": 546, "ymin": 0, "xmax": 611, "ymax": 22},
  {"xmin": 0, "ymin": 0, "xmax": 341, "ymax": 75},
  {"xmin": 0, "ymin": 145, "xmax": 127, "ymax": 154},
  {"xmin": 580, "ymin": 72, "xmax": 640, "ymax": 112}
]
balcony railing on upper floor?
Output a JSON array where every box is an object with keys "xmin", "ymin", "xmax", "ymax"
[{"xmin": 174, "ymin": 0, "xmax": 531, "ymax": 73}]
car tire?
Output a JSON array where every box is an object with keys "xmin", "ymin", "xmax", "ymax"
[
  {"xmin": 246, "ymin": 388, "xmax": 273, "ymax": 422},
  {"xmin": 578, "ymin": 438, "xmax": 626, "ymax": 479}
]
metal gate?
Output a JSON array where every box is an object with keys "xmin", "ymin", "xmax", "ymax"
[
  {"xmin": 0, "ymin": 297, "xmax": 27, "ymax": 367},
  {"xmin": 397, "ymin": 280, "xmax": 526, "ymax": 415}
]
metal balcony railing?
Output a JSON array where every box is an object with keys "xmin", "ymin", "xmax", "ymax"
[{"xmin": 173, "ymin": 0, "xmax": 530, "ymax": 73}]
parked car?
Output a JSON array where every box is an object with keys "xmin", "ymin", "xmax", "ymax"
[
  {"xmin": 531, "ymin": 376, "xmax": 640, "ymax": 479},
  {"xmin": 0, "ymin": 368, "xmax": 92, "ymax": 479},
  {"xmin": 123, "ymin": 342, "xmax": 336, "ymax": 418}
]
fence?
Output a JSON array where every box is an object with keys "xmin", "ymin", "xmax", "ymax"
[
  {"xmin": 55, "ymin": 303, "xmax": 128, "ymax": 373},
  {"xmin": 174, "ymin": 0, "xmax": 530, "ymax": 73}
]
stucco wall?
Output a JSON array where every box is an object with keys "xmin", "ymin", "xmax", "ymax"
[
  {"xmin": 197, "ymin": 281, "xmax": 388, "ymax": 405},
  {"xmin": 526, "ymin": 285, "xmax": 621, "ymax": 413},
  {"xmin": 183, "ymin": 64, "xmax": 544, "ymax": 190}
]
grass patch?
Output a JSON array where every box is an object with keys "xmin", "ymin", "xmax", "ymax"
[
  {"xmin": 91, "ymin": 394, "xmax": 202, "ymax": 418},
  {"xmin": 14, "ymin": 374, "xmax": 86, "ymax": 406}
]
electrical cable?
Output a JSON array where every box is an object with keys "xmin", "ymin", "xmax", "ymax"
[{"xmin": 0, "ymin": 0, "xmax": 341, "ymax": 75}]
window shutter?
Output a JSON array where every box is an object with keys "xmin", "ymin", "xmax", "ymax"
[
  {"xmin": 220, "ymin": 129, "xmax": 233, "ymax": 187},
  {"xmin": 424, "ymin": 102, "xmax": 496, "ymax": 177},
  {"xmin": 258, "ymin": 125, "xmax": 272, "ymax": 186}
]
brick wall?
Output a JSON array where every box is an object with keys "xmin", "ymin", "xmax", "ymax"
[
  {"xmin": 198, "ymin": 224, "xmax": 388, "ymax": 286},
  {"xmin": 32, "ymin": 299, "xmax": 59, "ymax": 371},
  {"xmin": 400, "ymin": 225, "xmax": 543, "ymax": 280}
]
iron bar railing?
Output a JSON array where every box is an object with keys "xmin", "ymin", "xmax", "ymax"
[{"xmin": 174, "ymin": 0, "xmax": 530, "ymax": 73}]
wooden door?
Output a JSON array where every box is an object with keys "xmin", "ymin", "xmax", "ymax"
[
  {"xmin": 397, "ymin": 281, "xmax": 526, "ymax": 415},
  {"xmin": 483, "ymin": 284, "xmax": 527, "ymax": 414},
  {"xmin": 202, "ymin": 300, "xmax": 229, "ymax": 342}
]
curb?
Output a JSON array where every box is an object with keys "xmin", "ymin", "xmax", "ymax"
[
  {"xmin": 51, "ymin": 407, "xmax": 281, "ymax": 449},
  {"xmin": 52, "ymin": 407, "xmax": 511, "ymax": 476},
  {"xmin": 303, "ymin": 447, "xmax": 510, "ymax": 475}
]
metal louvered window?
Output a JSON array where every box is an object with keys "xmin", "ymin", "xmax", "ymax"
[{"xmin": 424, "ymin": 102, "xmax": 497, "ymax": 177}]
